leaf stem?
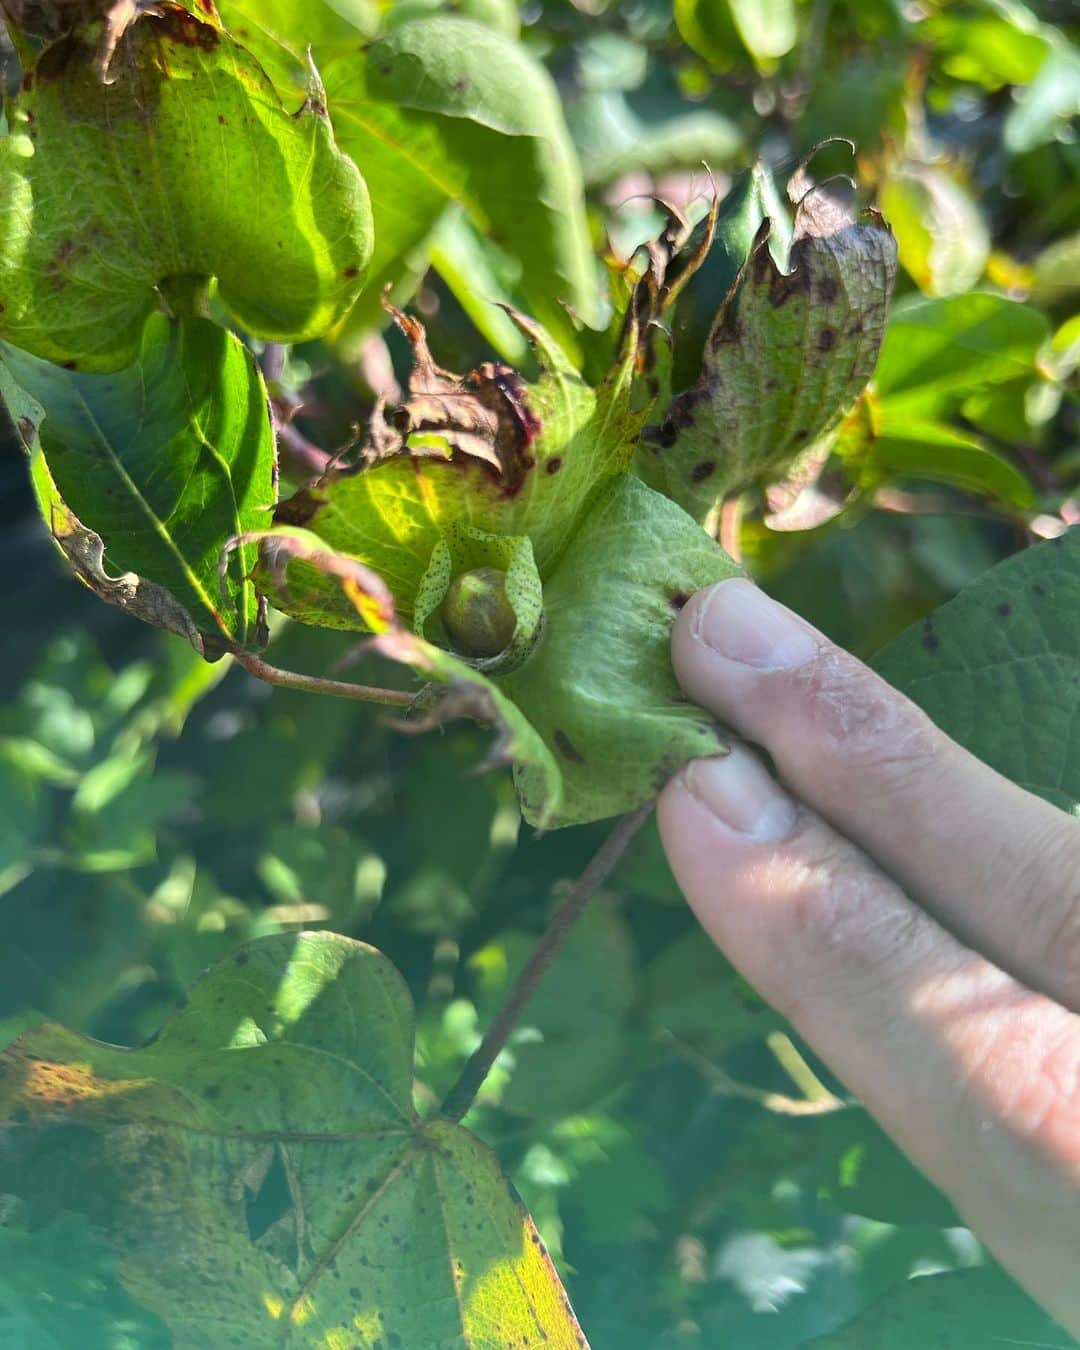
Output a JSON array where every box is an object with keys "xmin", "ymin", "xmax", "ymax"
[
  {"xmin": 230, "ymin": 648, "xmax": 413, "ymax": 707},
  {"xmin": 440, "ymin": 799, "xmax": 655, "ymax": 1123}
]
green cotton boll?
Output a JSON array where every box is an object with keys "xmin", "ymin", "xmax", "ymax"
[
  {"xmin": 636, "ymin": 170, "xmax": 897, "ymax": 524},
  {"xmin": 441, "ymin": 568, "xmax": 518, "ymax": 659}
]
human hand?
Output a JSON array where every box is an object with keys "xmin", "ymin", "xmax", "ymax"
[{"xmin": 657, "ymin": 578, "xmax": 1080, "ymax": 1337}]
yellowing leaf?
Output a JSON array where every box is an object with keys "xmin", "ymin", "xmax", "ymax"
[{"xmin": 0, "ymin": 932, "xmax": 590, "ymax": 1347}]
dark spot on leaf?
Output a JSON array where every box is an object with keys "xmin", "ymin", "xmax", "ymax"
[
  {"xmin": 691, "ymin": 460, "xmax": 716, "ymax": 484},
  {"xmin": 817, "ymin": 276, "xmax": 840, "ymax": 303},
  {"xmin": 553, "ymin": 730, "xmax": 585, "ymax": 764},
  {"xmin": 921, "ymin": 615, "xmax": 939, "ymax": 653},
  {"xmin": 217, "ymin": 114, "xmax": 227, "ymax": 125},
  {"xmin": 545, "ymin": 456, "xmax": 563, "ymax": 475},
  {"xmin": 1033, "ymin": 584, "xmax": 1046, "ymax": 596},
  {"xmin": 234, "ymin": 950, "xmax": 250, "ymax": 965},
  {"xmin": 769, "ymin": 270, "xmax": 811, "ymax": 307},
  {"xmin": 158, "ymin": 8, "xmax": 220, "ymax": 50},
  {"xmin": 204, "ymin": 1084, "xmax": 221, "ymax": 1099},
  {"xmin": 817, "ymin": 326, "xmax": 837, "ymax": 351},
  {"xmin": 452, "ymin": 78, "xmax": 469, "ymax": 93},
  {"xmin": 996, "ymin": 602, "xmax": 1012, "ymax": 617},
  {"xmin": 793, "ymin": 428, "xmax": 809, "ymax": 441},
  {"xmin": 343, "ymin": 264, "xmax": 360, "ymax": 278}
]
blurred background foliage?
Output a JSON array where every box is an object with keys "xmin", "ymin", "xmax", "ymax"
[{"xmin": 1, "ymin": 0, "xmax": 1078, "ymax": 1344}]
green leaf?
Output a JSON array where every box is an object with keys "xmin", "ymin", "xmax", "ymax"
[
  {"xmin": 675, "ymin": 0, "xmax": 796, "ymax": 67},
  {"xmin": 503, "ymin": 476, "xmax": 741, "ymax": 828},
  {"xmin": 322, "ymin": 17, "xmax": 600, "ymax": 350},
  {"xmin": 638, "ymin": 188, "xmax": 896, "ymax": 522},
  {"xmin": 0, "ymin": 5, "xmax": 372, "ymax": 370},
  {"xmin": 727, "ymin": 0, "xmax": 798, "ymax": 64},
  {"xmin": 873, "ymin": 293, "xmax": 1049, "ymax": 417},
  {"xmin": 834, "ymin": 399, "xmax": 1035, "ymax": 511},
  {"xmin": 0, "ymin": 931, "xmax": 591, "ymax": 1348},
  {"xmin": 874, "ymin": 527, "xmax": 1080, "ymax": 815},
  {"xmin": 0, "ymin": 314, "xmax": 276, "ymax": 654},
  {"xmin": 810, "ymin": 1109, "xmax": 959, "ymax": 1228},
  {"xmin": 668, "ymin": 162, "xmax": 793, "ymax": 394},
  {"xmin": 878, "ymin": 166, "xmax": 989, "ymax": 296},
  {"xmin": 383, "ymin": 0, "xmax": 520, "ymax": 38},
  {"xmin": 0, "ymin": 1214, "xmax": 170, "ymax": 1350},
  {"xmin": 809, "ymin": 1265, "xmax": 1076, "ymax": 1348},
  {"xmin": 215, "ymin": 0, "xmax": 379, "ymax": 94},
  {"xmin": 641, "ymin": 930, "xmax": 781, "ymax": 1053},
  {"xmin": 470, "ymin": 900, "xmax": 637, "ymax": 1117}
]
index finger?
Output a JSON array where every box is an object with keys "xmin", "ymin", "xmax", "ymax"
[{"xmin": 670, "ymin": 578, "xmax": 1080, "ymax": 1012}]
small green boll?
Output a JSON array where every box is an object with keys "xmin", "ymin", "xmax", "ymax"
[{"xmin": 440, "ymin": 567, "xmax": 517, "ymax": 658}]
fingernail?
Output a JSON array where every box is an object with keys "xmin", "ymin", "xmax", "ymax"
[
  {"xmin": 693, "ymin": 578, "xmax": 819, "ymax": 670},
  {"xmin": 683, "ymin": 748, "xmax": 798, "ymax": 840}
]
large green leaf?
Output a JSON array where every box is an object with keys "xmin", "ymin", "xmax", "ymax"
[
  {"xmin": 0, "ymin": 3, "xmax": 372, "ymax": 370},
  {"xmin": 503, "ymin": 476, "xmax": 742, "ymax": 827},
  {"xmin": 637, "ymin": 187, "xmax": 896, "ymax": 521},
  {"xmin": 834, "ymin": 398, "xmax": 1036, "ymax": 511},
  {"xmin": 809, "ymin": 1265, "xmax": 1076, "ymax": 1348},
  {"xmin": 322, "ymin": 16, "xmax": 599, "ymax": 349},
  {"xmin": 0, "ymin": 314, "xmax": 275, "ymax": 655},
  {"xmin": 874, "ymin": 526, "xmax": 1080, "ymax": 815},
  {"xmin": 0, "ymin": 931, "xmax": 590, "ymax": 1348},
  {"xmin": 873, "ymin": 292, "xmax": 1049, "ymax": 417}
]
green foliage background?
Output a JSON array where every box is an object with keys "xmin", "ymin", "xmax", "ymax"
[{"xmin": 0, "ymin": 0, "xmax": 1077, "ymax": 1345}]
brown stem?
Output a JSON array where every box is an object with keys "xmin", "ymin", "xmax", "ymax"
[
  {"xmin": 231, "ymin": 649, "xmax": 413, "ymax": 707},
  {"xmin": 440, "ymin": 799, "xmax": 655, "ymax": 1122}
]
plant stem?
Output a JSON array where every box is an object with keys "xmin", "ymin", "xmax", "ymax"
[
  {"xmin": 231, "ymin": 649, "xmax": 413, "ymax": 707},
  {"xmin": 440, "ymin": 799, "xmax": 655, "ymax": 1123}
]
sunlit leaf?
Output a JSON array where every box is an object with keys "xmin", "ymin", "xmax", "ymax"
[
  {"xmin": 0, "ymin": 931, "xmax": 591, "ymax": 1348},
  {"xmin": 0, "ymin": 314, "xmax": 276, "ymax": 655},
  {"xmin": 879, "ymin": 165, "xmax": 989, "ymax": 296},
  {"xmin": 322, "ymin": 16, "xmax": 600, "ymax": 350},
  {"xmin": 0, "ymin": 3, "xmax": 372, "ymax": 370},
  {"xmin": 873, "ymin": 293, "xmax": 1050, "ymax": 416}
]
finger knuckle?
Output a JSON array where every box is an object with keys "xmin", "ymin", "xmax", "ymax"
[
  {"xmin": 790, "ymin": 649, "xmax": 941, "ymax": 787},
  {"xmin": 779, "ymin": 831, "xmax": 932, "ymax": 1012}
]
